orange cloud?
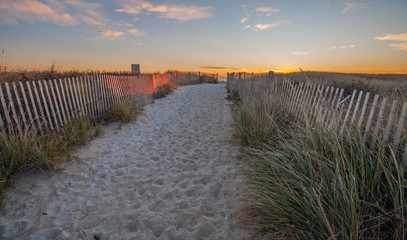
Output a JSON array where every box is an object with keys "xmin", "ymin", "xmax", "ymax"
[
  {"xmin": 0, "ymin": 0, "xmax": 78, "ymax": 26},
  {"xmin": 115, "ymin": 1, "xmax": 212, "ymax": 21},
  {"xmin": 98, "ymin": 29, "xmax": 124, "ymax": 40},
  {"xmin": 253, "ymin": 20, "xmax": 290, "ymax": 32},
  {"xmin": 374, "ymin": 33, "xmax": 407, "ymax": 41}
]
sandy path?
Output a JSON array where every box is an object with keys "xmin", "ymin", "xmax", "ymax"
[{"xmin": 0, "ymin": 84, "xmax": 247, "ymax": 239}]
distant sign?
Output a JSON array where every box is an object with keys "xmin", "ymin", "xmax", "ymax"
[{"xmin": 131, "ymin": 64, "xmax": 140, "ymax": 74}]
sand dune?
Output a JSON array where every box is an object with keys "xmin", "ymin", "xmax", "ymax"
[{"xmin": 0, "ymin": 84, "xmax": 247, "ymax": 239}]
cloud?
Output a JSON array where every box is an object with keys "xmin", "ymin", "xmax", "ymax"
[
  {"xmin": 198, "ymin": 66, "xmax": 243, "ymax": 70},
  {"xmin": 127, "ymin": 28, "xmax": 146, "ymax": 36},
  {"xmin": 240, "ymin": 17, "xmax": 248, "ymax": 24},
  {"xmin": 256, "ymin": 7, "xmax": 279, "ymax": 14},
  {"xmin": 253, "ymin": 21, "xmax": 290, "ymax": 32},
  {"xmin": 292, "ymin": 51, "xmax": 312, "ymax": 56},
  {"xmin": 389, "ymin": 43, "xmax": 407, "ymax": 51},
  {"xmin": 115, "ymin": 1, "xmax": 212, "ymax": 21},
  {"xmin": 374, "ymin": 33, "xmax": 407, "ymax": 51},
  {"xmin": 342, "ymin": 2, "xmax": 368, "ymax": 14},
  {"xmin": 374, "ymin": 33, "xmax": 407, "ymax": 41},
  {"xmin": 0, "ymin": 0, "xmax": 108, "ymax": 26},
  {"xmin": 64, "ymin": 0, "xmax": 107, "ymax": 26},
  {"xmin": 153, "ymin": 5, "xmax": 212, "ymax": 21},
  {"xmin": 0, "ymin": 0, "xmax": 78, "ymax": 26},
  {"xmin": 98, "ymin": 29, "xmax": 124, "ymax": 40}
]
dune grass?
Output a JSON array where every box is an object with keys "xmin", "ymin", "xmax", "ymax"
[
  {"xmin": 233, "ymin": 95, "xmax": 406, "ymax": 239},
  {"xmin": 0, "ymin": 99, "xmax": 141, "ymax": 200}
]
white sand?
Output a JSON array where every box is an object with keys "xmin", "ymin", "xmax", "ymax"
[{"xmin": 0, "ymin": 84, "xmax": 247, "ymax": 239}]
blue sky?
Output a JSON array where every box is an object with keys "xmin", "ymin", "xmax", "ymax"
[{"xmin": 0, "ymin": 0, "xmax": 406, "ymax": 76}]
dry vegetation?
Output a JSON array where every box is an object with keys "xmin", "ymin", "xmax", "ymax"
[
  {"xmin": 0, "ymin": 98, "xmax": 142, "ymax": 200},
  {"xmin": 229, "ymin": 76, "xmax": 407, "ymax": 239},
  {"xmin": 288, "ymin": 71, "xmax": 407, "ymax": 101}
]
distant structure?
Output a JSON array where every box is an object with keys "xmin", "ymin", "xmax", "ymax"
[{"xmin": 131, "ymin": 64, "xmax": 140, "ymax": 75}]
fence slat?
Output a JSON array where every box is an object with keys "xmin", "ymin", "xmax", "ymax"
[
  {"xmin": 317, "ymin": 86, "xmax": 331, "ymax": 120},
  {"xmin": 38, "ymin": 81, "xmax": 54, "ymax": 130},
  {"xmin": 370, "ymin": 98, "xmax": 387, "ymax": 150},
  {"xmin": 43, "ymin": 80, "xmax": 60, "ymax": 129},
  {"xmin": 68, "ymin": 78, "xmax": 79, "ymax": 118},
  {"xmin": 0, "ymin": 84, "xmax": 11, "ymax": 131},
  {"xmin": 72, "ymin": 77, "xmax": 82, "ymax": 116},
  {"xmin": 340, "ymin": 90, "xmax": 357, "ymax": 136},
  {"xmin": 392, "ymin": 102, "xmax": 407, "ymax": 153},
  {"xmin": 12, "ymin": 82, "xmax": 28, "ymax": 130},
  {"xmin": 60, "ymin": 78, "xmax": 73, "ymax": 122},
  {"xmin": 323, "ymin": 87, "xmax": 340, "ymax": 127},
  {"xmin": 5, "ymin": 82, "xmax": 22, "ymax": 134},
  {"xmin": 357, "ymin": 92, "xmax": 370, "ymax": 129},
  {"xmin": 321, "ymin": 87, "xmax": 335, "ymax": 123},
  {"xmin": 26, "ymin": 81, "xmax": 43, "ymax": 134},
  {"xmin": 54, "ymin": 79, "xmax": 67, "ymax": 124},
  {"xmin": 348, "ymin": 91, "xmax": 364, "ymax": 131},
  {"xmin": 383, "ymin": 100, "xmax": 398, "ymax": 143},
  {"xmin": 100, "ymin": 75, "xmax": 109, "ymax": 112},
  {"xmin": 84, "ymin": 76, "xmax": 94, "ymax": 117},
  {"xmin": 75, "ymin": 77, "xmax": 86, "ymax": 116},
  {"xmin": 362, "ymin": 95, "xmax": 380, "ymax": 144},
  {"xmin": 19, "ymin": 82, "xmax": 36, "ymax": 132},
  {"xmin": 47, "ymin": 80, "xmax": 63, "ymax": 128}
]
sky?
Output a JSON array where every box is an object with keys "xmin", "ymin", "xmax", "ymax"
[{"xmin": 0, "ymin": 0, "xmax": 406, "ymax": 77}]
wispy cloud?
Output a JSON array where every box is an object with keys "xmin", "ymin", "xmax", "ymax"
[
  {"xmin": 253, "ymin": 20, "xmax": 290, "ymax": 32},
  {"xmin": 256, "ymin": 7, "xmax": 279, "ymax": 14},
  {"xmin": 0, "ymin": 0, "xmax": 108, "ymax": 26},
  {"xmin": 341, "ymin": 2, "xmax": 368, "ymax": 14},
  {"xmin": 240, "ymin": 17, "xmax": 248, "ymax": 24},
  {"xmin": 375, "ymin": 33, "xmax": 407, "ymax": 51},
  {"xmin": 330, "ymin": 44, "xmax": 358, "ymax": 49},
  {"xmin": 0, "ymin": 0, "xmax": 78, "ymax": 26},
  {"xmin": 64, "ymin": 0, "xmax": 107, "ymax": 26},
  {"xmin": 154, "ymin": 5, "xmax": 212, "ymax": 21},
  {"xmin": 127, "ymin": 28, "xmax": 146, "ymax": 36},
  {"xmin": 98, "ymin": 29, "xmax": 124, "ymax": 40},
  {"xmin": 292, "ymin": 51, "xmax": 313, "ymax": 56},
  {"xmin": 389, "ymin": 43, "xmax": 407, "ymax": 51},
  {"xmin": 115, "ymin": 1, "xmax": 212, "ymax": 21},
  {"xmin": 198, "ymin": 66, "xmax": 243, "ymax": 70},
  {"xmin": 374, "ymin": 33, "xmax": 407, "ymax": 41}
]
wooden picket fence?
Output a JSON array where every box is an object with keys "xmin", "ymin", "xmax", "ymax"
[
  {"xmin": 227, "ymin": 73, "xmax": 407, "ymax": 169},
  {"xmin": 0, "ymin": 72, "xmax": 202, "ymax": 136}
]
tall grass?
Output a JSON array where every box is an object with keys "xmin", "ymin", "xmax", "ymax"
[
  {"xmin": 0, "ymin": 99, "xmax": 140, "ymax": 200},
  {"xmin": 105, "ymin": 98, "xmax": 142, "ymax": 123},
  {"xmin": 233, "ymin": 96, "xmax": 406, "ymax": 239}
]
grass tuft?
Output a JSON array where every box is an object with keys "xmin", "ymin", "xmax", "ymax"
[
  {"xmin": 1, "ymin": 116, "xmax": 102, "ymax": 200},
  {"xmin": 105, "ymin": 98, "xmax": 142, "ymax": 124},
  {"xmin": 153, "ymin": 84, "xmax": 173, "ymax": 99},
  {"xmin": 234, "ymin": 98, "xmax": 407, "ymax": 240}
]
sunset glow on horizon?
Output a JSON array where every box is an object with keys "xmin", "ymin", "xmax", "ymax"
[{"xmin": 0, "ymin": 0, "xmax": 406, "ymax": 77}]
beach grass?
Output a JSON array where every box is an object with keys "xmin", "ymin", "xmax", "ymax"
[
  {"xmin": 233, "ymin": 94, "xmax": 406, "ymax": 239},
  {"xmin": 0, "ymin": 99, "xmax": 141, "ymax": 200}
]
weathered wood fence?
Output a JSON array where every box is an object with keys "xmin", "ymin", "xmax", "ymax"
[
  {"xmin": 227, "ymin": 72, "xmax": 407, "ymax": 169},
  {"xmin": 0, "ymin": 72, "xmax": 203, "ymax": 136}
]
